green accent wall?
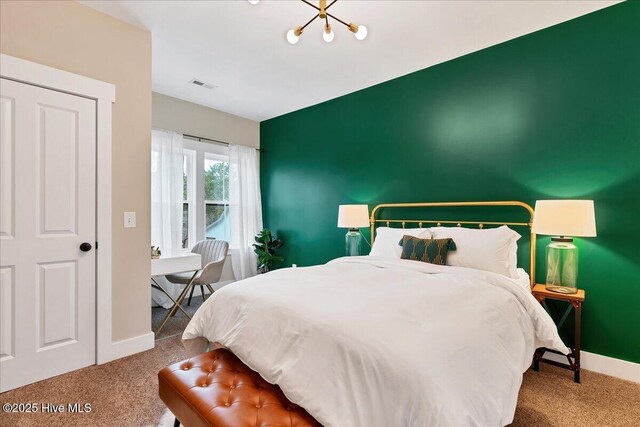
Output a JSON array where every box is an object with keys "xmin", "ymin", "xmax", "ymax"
[{"xmin": 260, "ymin": 2, "xmax": 640, "ymax": 363}]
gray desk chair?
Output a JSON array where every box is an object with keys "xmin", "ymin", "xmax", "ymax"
[{"xmin": 155, "ymin": 239, "xmax": 229, "ymax": 335}]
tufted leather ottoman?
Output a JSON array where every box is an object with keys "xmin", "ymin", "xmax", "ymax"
[{"xmin": 158, "ymin": 349, "xmax": 321, "ymax": 427}]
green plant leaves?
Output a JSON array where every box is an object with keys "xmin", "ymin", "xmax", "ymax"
[{"xmin": 253, "ymin": 228, "xmax": 284, "ymax": 272}]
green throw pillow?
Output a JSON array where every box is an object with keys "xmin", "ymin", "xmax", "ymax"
[{"xmin": 400, "ymin": 236, "xmax": 456, "ymax": 265}]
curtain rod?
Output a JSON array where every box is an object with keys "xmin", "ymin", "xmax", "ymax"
[{"xmin": 183, "ymin": 133, "xmax": 264, "ymax": 153}]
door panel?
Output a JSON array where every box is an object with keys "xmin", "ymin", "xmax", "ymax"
[
  {"xmin": 0, "ymin": 266, "xmax": 14, "ymax": 361},
  {"xmin": 0, "ymin": 95, "xmax": 14, "ymax": 239},
  {"xmin": 0, "ymin": 78, "xmax": 96, "ymax": 392},
  {"xmin": 0, "ymin": 90, "xmax": 16, "ymax": 364},
  {"xmin": 37, "ymin": 104, "xmax": 79, "ymax": 235},
  {"xmin": 37, "ymin": 261, "xmax": 78, "ymax": 349}
]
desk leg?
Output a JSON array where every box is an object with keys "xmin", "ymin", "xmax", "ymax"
[
  {"xmin": 151, "ymin": 278, "xmax": 192, "ymax": 319},
  {"xmin": 156, "ymin": 272, "xmax": 197, "ymax": 335},
  {"xmin": 574, "ymin": 301, "xmax": 581, "ymax": 383}
]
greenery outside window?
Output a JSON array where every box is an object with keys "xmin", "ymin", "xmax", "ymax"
[
  {"xmin": 204, "ymin": 154, "xmax": 230, "ymax": 242},
  {"xmin": 179, "ymin": 137, "xmax": 231, "ymax": 251}
]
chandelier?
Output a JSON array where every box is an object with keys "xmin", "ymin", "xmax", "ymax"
[{"xmin": 249, "ymin": 0, "xmax": 368, "ymax": 44}]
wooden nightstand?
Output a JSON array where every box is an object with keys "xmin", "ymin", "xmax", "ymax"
[{"xmin": 531, "ymin": 284, "xmax": 585, "ymax": 383}]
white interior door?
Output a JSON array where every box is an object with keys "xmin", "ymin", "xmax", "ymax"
[{"xmin": 0, "ymin": 78, "xmax": 96, "ymax": 392}]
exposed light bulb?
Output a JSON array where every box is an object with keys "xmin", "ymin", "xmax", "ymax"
[
  {"xmin": 248, "ymin": 0, "xmax": 260, "ymax": 4},
  {"xmin": 287, "ymin": 29, "xmax": 300, "ymax": 45},
  {"xmin": 355, "ymin": 25, "xmax": 368, "ymax": 41},
  {"xmin": 323, "ymin": 24, "xmax": 334, "ymax": 43}
]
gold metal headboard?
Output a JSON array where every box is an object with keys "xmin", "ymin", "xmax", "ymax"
[{"xmin": 370, "ymin": 201, "xmax": 536, "ymax": 288}]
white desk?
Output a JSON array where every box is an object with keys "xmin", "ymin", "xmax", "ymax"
[
  {"xmin": 151, "ymin": 252, "xmax": 202, "ymax": 335},
  {"xmin": 152, "ymin": 252, "xmax": 201, "ymax": 276}
]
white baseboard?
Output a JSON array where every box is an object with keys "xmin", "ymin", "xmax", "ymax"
[
  {"xmin": 541, "ymin": 350, "xmax": 639, "ymax": 383},
  {"xmin": 100, "ymin": 332, "xmax": 155, "ymax": 364}
]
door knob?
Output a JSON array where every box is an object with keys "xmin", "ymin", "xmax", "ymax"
[{"xmin": 80, "ymin": 242, "xmax": 92, "ymax": 252}]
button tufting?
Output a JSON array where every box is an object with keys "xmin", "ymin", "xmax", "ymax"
[{"xmin": 160, "ymin": 348, "xmax": 321, "ymax": 427}]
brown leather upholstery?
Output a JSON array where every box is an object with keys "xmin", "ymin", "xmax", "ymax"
[{"xmin": 159, "ymin": 349, "xmax": 321, "ymax": 427}]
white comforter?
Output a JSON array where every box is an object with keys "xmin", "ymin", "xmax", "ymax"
[{"xmin": 183, "ymin": 256, "xmax": 568, "ymax": 427}]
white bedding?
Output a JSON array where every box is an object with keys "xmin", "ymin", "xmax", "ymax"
[{"xmin": 183, "ymin": 256, "xmax": 568, "ymax": 427}]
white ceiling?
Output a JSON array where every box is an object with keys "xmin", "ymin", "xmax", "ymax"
[{"xmin": 80, "ymin": 0, "xmax": 618, "ymax": 121}]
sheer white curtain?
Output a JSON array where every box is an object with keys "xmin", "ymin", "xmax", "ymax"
[
  {"xmin": 151, "ymin": 129, "xmax": 184, "ymax": 255},
  {"xmin": 229, "ymin": 144, "xmax": 263, "ymax": 280}
]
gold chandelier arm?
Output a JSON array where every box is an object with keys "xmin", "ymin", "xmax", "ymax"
[
  {"xmin": 296, "ymin": 0, "xmax": 356, "ymax": 36},
  {"xmin": 299, "ymin": 1, "xmax": 350, "ymax": 31},
  {"xmin": 300, "ymin": 13, "xmax": 320, "ymax": 31},
  {"xmin": 326, "ymin": 11, "xmax": 351, "ymax": 28}
]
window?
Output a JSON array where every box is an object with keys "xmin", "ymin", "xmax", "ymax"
[
  {"xmin": 182, "ymin": 149, "xmax": 196, "ymax": 249},
  {"xmin": 204, "ymin": 154, "xmax": 230, "ymax": 241},
  {"xmin": 153, "ymin": 132, "xmax": 232, "ymax": 253},
  {"xmin": 177, "ymin": 137, "xmax": 230, "ymax": 250}
]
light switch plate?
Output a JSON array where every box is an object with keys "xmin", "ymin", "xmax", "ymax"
[{"xmin": 124, "ymin": 212, "xmax": 136, "ymax": 228}]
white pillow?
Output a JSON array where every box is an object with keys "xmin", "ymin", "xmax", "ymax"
[
  {"xmin": 430, "ymin": 225, "xmax": 521, "ymax": 278},
  {"xmin": 370, "ymin": 227, "xmax": 432, "ymax": 259}
]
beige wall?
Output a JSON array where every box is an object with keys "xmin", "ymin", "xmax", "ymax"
[
  {"xmin": 1, "ymin": 1, "xmax": 152, "ymax": 342},
  {"xmin": 152, "ymin": 92, "xmax": 260, "ymax": 148}
]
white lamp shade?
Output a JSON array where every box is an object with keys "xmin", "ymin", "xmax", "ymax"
[
  {"xmin": 532, "ymin": 200, "xmax": 597, "ymax": 237},
  {"xmin": 338, "ymin": 205, "xmax": 369, "ymax": 228}
]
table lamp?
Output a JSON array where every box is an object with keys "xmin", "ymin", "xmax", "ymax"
[
  {"xmin": 532, "ymin": 200, "xmax": 596, "ymax": 294},
  {"xmin": 337, "ymin": 205, "xmax": 369, "ymax": 256}
]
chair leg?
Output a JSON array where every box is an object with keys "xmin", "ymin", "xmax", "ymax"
[
  {"xmin": 187, "ymin": 284, "xmax": 196, "ymax": 306},
  {"xmin": 200, "ymin": 285, "xmax": 206, "ymax": 302},
  {"xmin": 206, "ymin": 284, "xmax": 215, "ymax": 296},
  {"xmin": 173, "ymin": 417, "xmax": 181, "ymax": 427}
]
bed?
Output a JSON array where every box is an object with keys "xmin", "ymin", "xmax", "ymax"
[{"xmin": 182, "ymin": 201, "xmax": 568, "ymax": 427}]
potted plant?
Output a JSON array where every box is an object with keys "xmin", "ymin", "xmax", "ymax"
[{"xmin": 253, "ymin": 229, "xmax": 284, "ymax": 273}]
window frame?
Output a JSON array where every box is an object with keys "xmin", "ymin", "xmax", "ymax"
[
  {"xmin": 204, "ymin": 152, "xmax": 231, "ymax": 242},
  {"xmin": 182, "ymin": 137, "xmax": 231, "ymax": 248}
]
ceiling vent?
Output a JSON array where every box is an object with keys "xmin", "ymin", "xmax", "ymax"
[{"xmin": 189, "ymin": 78, "xmax": 217, "ymax": 90}]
